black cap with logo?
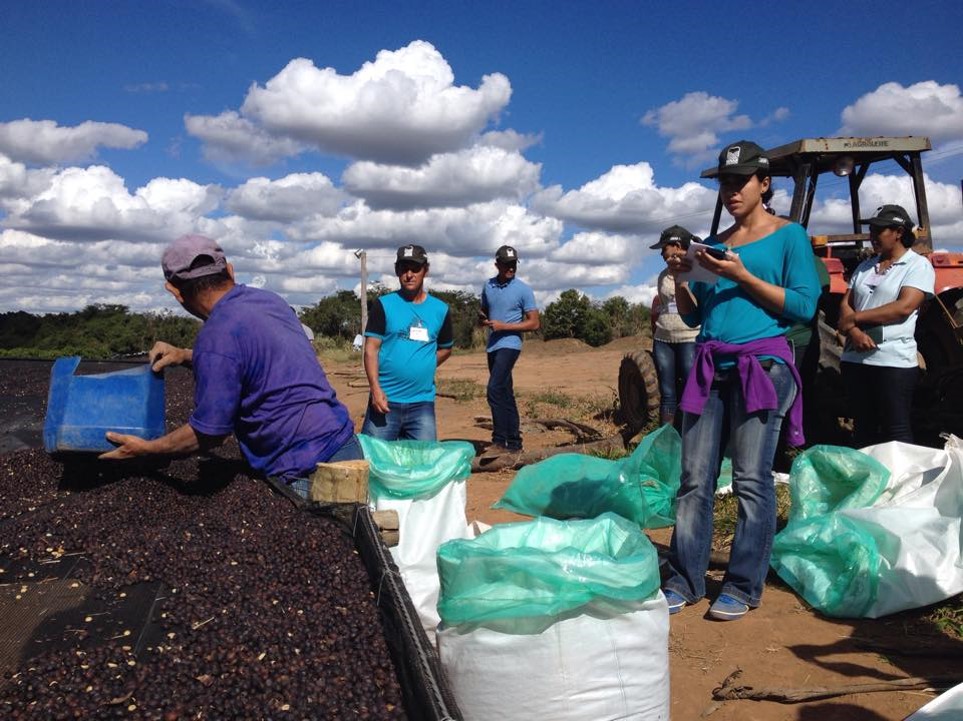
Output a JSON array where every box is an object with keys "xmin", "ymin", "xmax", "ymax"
[
  {"xmin": 860, "ymin": 204, "xmax": 914, "ymax": 231},
  {"xmin": 396, "ymin": 244, "xmax": 428, "ymax": 265},
  {"xmin": 495, "ymin": 245, "xmax": 519, "ymax": 264},
  {"xmin": 650, "ymin": 225, "xmax": 699, "ymax": 250},
  {"xmin": 705, "ymin": 140, "xmax": 771, "ymax": 177}
]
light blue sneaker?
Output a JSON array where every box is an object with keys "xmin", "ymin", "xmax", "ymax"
[
  {"xmin": 708, "ymin": 594, "xmax": 749, "ymax": 621},
  {"xmin": 663, "ymin": 589, "xmax": 687, "ymax": 615}
]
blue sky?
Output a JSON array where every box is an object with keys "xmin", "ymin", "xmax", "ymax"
[{"xmin": 1, "ymin": 0, "xmax": 961, "ymax": 313}]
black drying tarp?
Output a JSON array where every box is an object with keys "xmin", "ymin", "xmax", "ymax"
[{"xmin": 0, "ymin": 358, "xmax": 462, "ymax": 720}]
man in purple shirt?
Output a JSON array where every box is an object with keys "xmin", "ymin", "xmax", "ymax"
[{"xmin": 101, "ymin": 234, "xmax": 361, "ymax": 493}]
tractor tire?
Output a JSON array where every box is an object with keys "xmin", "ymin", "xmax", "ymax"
[{"xmin": 618, "ymin": 350, "xmax": 660, "ymax": 432}]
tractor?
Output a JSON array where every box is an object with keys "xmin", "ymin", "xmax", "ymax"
[{"xmin": 618, "ymin": 136, "xmax": 963, "ymax": 446}]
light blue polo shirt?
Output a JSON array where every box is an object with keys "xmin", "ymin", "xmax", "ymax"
[
  {"xmin": 481, "ymin": 276, "xmax": 538, "ymax": 352},
  {"xmin": 841, "ymin": 249, "xmax": 935, "ymax": 368}
]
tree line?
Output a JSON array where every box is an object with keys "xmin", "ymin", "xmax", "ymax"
[{"xmin": 0, "ymin": 291, "xmax": 651, "ymax": 359}]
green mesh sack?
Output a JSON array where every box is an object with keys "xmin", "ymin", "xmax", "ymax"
[
  {"xmin": 769, "ymin": 445, "xmax": 890, "ymax": 617},
  {"xmin": 358, "ymin": 435, "xmax": 474, "ymax": 500},
  {"xmin": 492, "ymin": 424, "xmax": 681, "ymax": 528},
  {"xmin": 770, "ymin": 513, "xmax": 880, "ymax": 617},
  {"xmin": 437, "ymin": 513, "xmax": 661, "ymax": 629},
  {"xmin": 786, "ymin": 445, "xmax": 890, "ymax": 523}
]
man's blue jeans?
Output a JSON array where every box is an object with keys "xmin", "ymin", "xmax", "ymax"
[
  {"xmin": 361, "ymin": 400, "xmax": 437, "ymax": 441},
  {"xmin": 664, "ymin": 362, "xmax": 797, "ymax": 608},
  {"xmin": 487, "ymin": 348, "xmax": 522, "ymax": 450},
  {"xmin": 653, "ymin": 339, "xmax": 696, "ymax": 423}
]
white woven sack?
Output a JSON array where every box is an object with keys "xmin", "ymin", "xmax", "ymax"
[
  {"xmin": 437, "ymin": 594, "xmax": 670, "ymax": 721},
  {"xmin": 372, "ymin": 479, "xmax": 471, "ymax": 639},
  {"xmin": 848, "ymin": 437, "xmax": 963, "ymax": 617}
]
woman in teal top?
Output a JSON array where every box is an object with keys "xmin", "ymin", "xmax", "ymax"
[{"xmin": 662, "ymin": 140, "xmax": 820, "ymax": 621}]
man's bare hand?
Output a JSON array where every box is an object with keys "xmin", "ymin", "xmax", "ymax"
[
  {"xmin": 149, "ymin": 342, "xmax": 189, "ymax": 372},
  {"xmin": 370, "ymin": 388, "xmax": 390, "ymax": 415},
  {"xmin": 100, "ymin": 432, "xmax": 152, "ymax": 460}
]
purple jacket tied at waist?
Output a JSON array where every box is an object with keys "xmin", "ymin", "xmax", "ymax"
[{"xmin": 679, "ymin": 337, "xmax": 805, "ymax": 446}]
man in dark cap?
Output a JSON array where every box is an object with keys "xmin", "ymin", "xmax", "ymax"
[
  {"xmin": 101, "ymin": 234, "xmax": 362, "ymax": 496},
  {"xmin": 479, "ymin": 245, "xmax": 539, "ymax": 456},
  {"xmin": 362, "ymin": 244, "xmax": 453, "ymax": 441}
]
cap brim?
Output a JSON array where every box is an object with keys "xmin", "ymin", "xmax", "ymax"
[
  {"xmin": 861, "ymin": 217, "xmax": 902, "ymax": 228},
  {"xmin": 713, "ymin": 164, "xmax": 762, "ymax": 177}
]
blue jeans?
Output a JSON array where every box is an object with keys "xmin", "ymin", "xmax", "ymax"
[
  {"xmin": 286, "ymin": 434, "xmax": 365, "ymax": 499},
  {"xmin": 653, "ymin": 340, "xmax": 696, "ymax": 422},
  {"xmin": 842, "ymin": 362, "xmax": 918, "ymax": 447},
  {"xmin": 665, "ymin": 362, "xmax": 797, "ymax": 607},
  {"xmin": 487, "ymin": 348, "xmax": 522, "ymax": 450},
  {"xmin": 361, "ymin": 400, "xmax": 437, "ymax": 441}
]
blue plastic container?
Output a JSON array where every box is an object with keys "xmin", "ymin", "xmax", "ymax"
[{"xmin": 43, "ymin": 357, "xmax": 166, "ymax": 454}]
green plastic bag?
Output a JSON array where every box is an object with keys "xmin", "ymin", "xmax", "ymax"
[
  {"xmin": 770, "ymin": 445, "xmax": 891, "ymax": 617},
  {"xmin": 784, "ymin": 444, "xmax": 890, "ymax": 523},
  {"xmin": 358, "ymin": 435, "xmax": 475, "ymax": 501},
  {"xmin": 437, "ymin": 513, "xmax": 661, "ymax": 630},
  {"xmin": 492, "ymin": 424, "xmax": 681, "ymax": 528},
  {"xmin": 771, "ymin": 513, "xmax": 881, "ymax": 617}
]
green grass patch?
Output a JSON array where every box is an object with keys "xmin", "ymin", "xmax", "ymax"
[
  {"xmin": 313, "ymin": 336, "xmax": 358, "ymax": 365},
  {"xmin": 523, "ymin": 389, "xmax": 620, "ymax": 424},
  {"xmin": 526, "ymin": 390, "xmax": 574, "ymax": 409},
  {"xmin": 437, "ymin": 377, "xmax": 485, "ymax": 402},
  {"xmin": 924, "ymin": 596, "xmax": 963, "ymax": 638}
]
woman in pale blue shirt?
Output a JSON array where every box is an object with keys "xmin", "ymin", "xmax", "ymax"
[{"xmin": 838, "ymin": 204, "xmax": 935, "ymax": 447}]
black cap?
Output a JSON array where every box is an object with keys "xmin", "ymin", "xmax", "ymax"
[
  {"xmin": 650, "ymin": 225, "xmax": 699, "ymax": 250},
  {"xmin": 706, "ymin": 140, "xmax": 770, "ymax": 177},
  {"xmin": 396, "ymin": 244, "xmax": 428, "ymax": 265},
  {"xmin": 495, "ymin": 245, "xmax": 518, "ymax": 263},
  {"xmin": 860, "ymin": 204, "xmax": 913, "ymax": 231}
]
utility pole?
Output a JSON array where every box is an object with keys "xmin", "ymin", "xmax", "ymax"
[{"xmin": 355, "ymin": 250, "xmax": 367, "ymax": 373}]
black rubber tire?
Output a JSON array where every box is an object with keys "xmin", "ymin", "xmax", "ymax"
[{"xmin": 618, "ymin": 350, "xmax": 660, "ymax": 432}]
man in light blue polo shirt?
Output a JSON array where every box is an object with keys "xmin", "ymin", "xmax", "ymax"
[
  {"xmin": 363, "ymin": 244, "xmax": 453, "ymax": 441},
  {"xmin": 479, "ymin": 245, "xmax": 540, "ymax": 455}
]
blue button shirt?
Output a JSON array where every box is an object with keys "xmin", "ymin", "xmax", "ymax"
[{"xmin": 481, "ymin": 276, "xmax": 538, "ymax": 352}]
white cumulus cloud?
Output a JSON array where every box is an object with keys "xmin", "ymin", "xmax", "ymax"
[
  {"xmin": 0, "ymin": 119, "xmax": 148, "ymax": 166},
  {"xmin": 550, "ymin": 231, "xmax": 641, "ymax": 266},
  {"xmin": 642, "ymin": 92, "xmax": 754, "ymax": 162},
  {"xmin": 532, "ymin": 162, "xmax": 716, "ymax": 233},
  {"xmin": 4, "ymin": 165, "xmax": 222, "ymax": 243},
  {"xmin": 184, "ymin": 111, "xmax": 306, "ymax": 166},
  {"xmin": 839, "ymin": 81, "xmax": 963, "ymax": 142},
  {"xmin": 291, "ymin": 199, "xmax": 563, "ymax": 259},
  {"xmin": 343, "ymin": 146, "xmax": 541, "ymax": 210},
  {"xmin": 226, "ymin": 173, "xmax": 346, "ymax": 222},
  {"xmin": 225, "ymin": 41, "xmax": 512, "ymax": 166}
]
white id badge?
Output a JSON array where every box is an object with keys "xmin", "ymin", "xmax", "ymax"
[{"xmin": 409, "ymin": 325, "xmax": 429, "ymax": 342}]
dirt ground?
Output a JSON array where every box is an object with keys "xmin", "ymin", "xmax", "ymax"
[{"xmin": 324, "ymin": 338, "xmax": 958, "ymax": 721}]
